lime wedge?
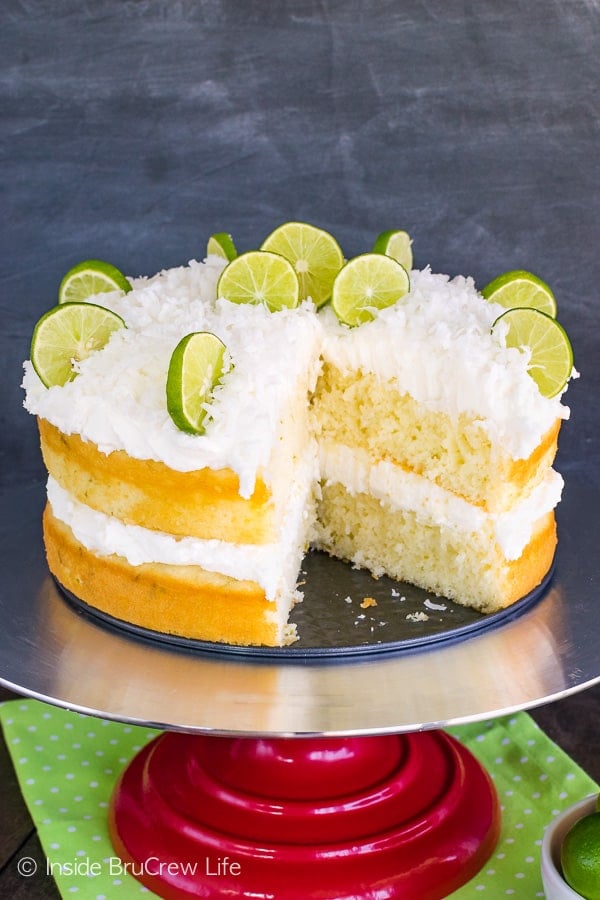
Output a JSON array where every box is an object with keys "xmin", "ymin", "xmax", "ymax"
[
  {"xmin": 482, "ymin": 270, "xmax": 557, "ymax": 317},
  {"xmin": 58, "ymin": 259, "xmax": 132, "ymax": 304},
  {"xmin": 206, "ymin": 232, "xmax": 237, "ymax": 262},
  {"xmin": 373, "ymin": 229, "xmax": 413, "ymax": 272},
  {"xmin": 166, "ymin": 332, "xmax": 228, "ymax": 435},
  {"xmin": 31, "ymin": 302, "xmax": 126, "ymax": 388},
  {"xmin": 217, "ymin": 250, "xmax": 300, "ymax": 312},
  {"xmin": 260, "ymin": 221, "xmax": 344, "ymax": 308},
  {"xmin": 331, "ymin": 253, "xmax": 410, "ymax": 326},
  {"xmin": 492, "ymin": 307, "xmax": 573, "ymax": 398}
]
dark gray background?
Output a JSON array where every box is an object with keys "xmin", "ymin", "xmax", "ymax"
[{"xmin": 2, "ymin": 0, "xmax": 598, "ymax": 490}]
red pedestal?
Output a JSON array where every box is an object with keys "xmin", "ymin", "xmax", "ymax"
[{"xmin": 109, "ymin": 730, "xmax": 500, "ymax": 899}]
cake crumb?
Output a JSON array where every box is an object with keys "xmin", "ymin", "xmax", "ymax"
[
  {"xmin": 424, "ymin": 598, "xmax": 447, "ymax": 612},
  {"xmin": 360, "ymin": 596, "xmax": 377, "ymax": 609},
  {"xmin": 406, "ymin": 611, "xmax": 429, "ymax": 623}
]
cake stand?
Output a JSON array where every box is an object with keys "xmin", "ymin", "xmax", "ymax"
[{"xmin": 1, "ymin": 473, "xmax": 599, "ymax": 899}]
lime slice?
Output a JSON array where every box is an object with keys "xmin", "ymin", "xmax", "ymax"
[
  {"xmin": 481, "ymin": 270, "xmax": 557, "ymax": 317},
  {"xmin": 166, "ymin": 332, "xmax": 228, "ymax": 435},
  {"xmin": 58, "ymin": 259, "xmax": 132, "ymax": 304},
  {"xmin": 492, "ymin": 307, "xmax": 573, "ymax": 398},
  {"xmin": 561, "ymin": 812, "xmax": 600, "ymax": 900},
  {"xmin": 31, "ymin": 302, "xmax": 126, "ymax": 388},
  {"xmin": 260, "ymin": 221, "xmax": 344, "ymax": 307},
  {"xmin": 373, "ymin": 229, "xmax": 413, "ymax": 272},
  {"xmin": 206, "ymin": 232, "xmax": 237, "ymax": 262},
  {"xmin": 217, "ymin": 250, "xmax": 300, "ymax": 312},
  {"xmin": 331, "ymin": 253, "xmax": 410, "ymax": 326}
]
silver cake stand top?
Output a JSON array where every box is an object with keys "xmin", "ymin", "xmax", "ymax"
[{"xmin": 1, "ymin": 474, "xmax": 598, "ymax": 736}]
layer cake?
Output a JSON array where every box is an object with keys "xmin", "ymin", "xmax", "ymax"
[{"xmin": 23, "ymin": 253, "xmax": 573, "ymax": 645}]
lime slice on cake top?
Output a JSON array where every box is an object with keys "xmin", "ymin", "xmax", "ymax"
[
  {"xmin": 492, "ymin": 306, "xmax": 573, "ymax": 398},
  {"xmin": 58, "ymin": 259, "xmax": 132, "ymax": 304},
  {"xmin": 331, "ymin": 253, "xmax": 410, "ymax": 326},
  {"xmin": 217, "ymin": 250, "xmax": 300, "ymax": 312},
  {"xmin": 166, "ymin": 331, "xmax": 229, "ymax": 435},
  {"xmin": 373, "ymin": 229, "xmax": 413, "ymax": 272},
  {"xmin": 31, "ymin": 302, "xmax": 126, "ymax": 388},
  {"xmin": 260, "ymin": 221, "xmax": 344, "ymax": 308},
  {"xmin": 482, "ymin": 270, "xmax": 557, "ymax": 317},
  {"xmin": 206, "ymin": 232, "xmax": 238, "ymax": 262}
]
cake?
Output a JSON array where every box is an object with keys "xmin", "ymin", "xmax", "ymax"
[{"xmin": 22, "ymin": 237, "xmax": 574, "ymax": 647}]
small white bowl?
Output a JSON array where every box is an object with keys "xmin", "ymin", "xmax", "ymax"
[{"xmin": 541, "ymin": 794, "xmax": 598, "ymax": 899}]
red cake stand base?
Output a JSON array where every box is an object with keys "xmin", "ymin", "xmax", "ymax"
[{"xmin": 109, "ymin": 730, "xmax": 500, "ymax": 899}]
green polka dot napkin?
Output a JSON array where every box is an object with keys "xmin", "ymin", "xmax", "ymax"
[{"xmin": 1, "ymin": 699, "xmax": 597, "ymax": 898}]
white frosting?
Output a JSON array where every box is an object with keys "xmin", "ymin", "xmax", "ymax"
[
  {"xmin": 23, "ymin": 262, "xmax": 574, "ymax": 496},
  {"xmin": 23, "ymin": 258, "xmax": 323, "ymax": 498},
  {"xmin": 319, "ymin": 441, "xmax": 563, "ymax": 560},
  {"xmin": 320, "ymin": 269, "xmax": 571, "ymax": 459},
  {"xmin": 47, "ymin": 467, "xmax": 315, "ymax": 601}
]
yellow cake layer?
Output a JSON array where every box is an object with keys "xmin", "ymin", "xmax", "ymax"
[
  {"xmin": 314, "ymin": 481, "xmax": 557, "ymax": 613},
  {"xmin": 314, "ymin": 364, "xmax": 561, "ymax": 513},
  {"xmin": 43, "ymin": 505, "xmax": 291, "ymax": 647},
  {"xmin": 38, "ymin": 418, "xmax": 274, "ymax": 544}
]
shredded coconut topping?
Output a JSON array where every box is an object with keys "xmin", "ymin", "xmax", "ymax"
[{"xmin": 23, "ymin": 260, "xmax": 573, "ymax": 496}]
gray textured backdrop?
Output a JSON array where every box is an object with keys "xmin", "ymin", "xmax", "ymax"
[{"xmin": 2, "ymin": 0, "xmax": 599, "ymax": 487}]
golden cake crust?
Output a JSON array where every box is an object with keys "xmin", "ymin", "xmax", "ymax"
[
  {"xmin": 499, "ymin": 511, "xmax": 557, "ymax": 609},
  {"xmin": 506, "ymin": 420, "xmax": 561, "ymax": 494},
  {"xmin": 43, "ymin": 505, "xmax": 283, "ymax": 647},
  {"xmin": 38, "ymin": 418, "xmax": 275, "ymax": 544}
]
